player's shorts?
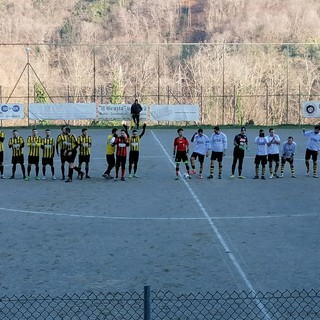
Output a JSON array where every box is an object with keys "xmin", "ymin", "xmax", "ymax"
[
  {"xmin": 281, "ymin": 157, "xmax": 294, "ymax": 165},
  {"xmin": 28, "ymin": 155, "xmax": 39, "ymax": 165},
  {"xmin": 305, "ymin": 148, "xmax": 318, "ymax": 162},
  {"xmin": 0, "ymin": 151, "xmax": 3, "ymax": 163},
  {"xmin": 268, "ymin": 153, "xmax": 280, "ymax": 162},
  {"xmin": 12, "ymin": 155, "xmax": 24, "ymax": 165},
  {"xmin": 254, "ymin": 155, "xmax": 268, "ymax": 166},
  {"xmin": 175, "ymin": 151, "xmax": 188, "ymax": 163},
  {"xmin": 191, "ymin": 152, "xmax": 205, "ymax": 163},
  {"xmin": 210, "ymin": 151, "xmax": 223, "ymax": 162},
  {"xmin": 116, "ymin": 155, "xmax": 127, "ymax": 168},
  {"xmin": 60, "ymin": 150, "xmax": 67, "ymax": 163},
  {"xmin": 65, "ymin": 150, "xmax": 77, "ymax": 163},
  {"xmin": 106, "ymin": 154, "xmax": 115, "ymax": 167},
  {"xmin": 42, "ymin": 157, "xmax": 54, "ymax": 166},
  {"xmin": 79, "ymin": 155, "xmax": 90, "ymax": 164},
  {"xmin": 129, "ymin": 151, "xmax": 139, "ymax": 164}
]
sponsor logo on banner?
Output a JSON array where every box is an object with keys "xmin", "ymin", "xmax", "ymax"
[
  {"xmin": 98, "ymin": 104, "xmax": 147, "ymax": 120},
  {"xmin": 0, "ymin": 104, "xmax": 24, "ymax": 119},
  {"xmin": 302, "ymin": 101, "xmax": 320, "ymax": 118}
]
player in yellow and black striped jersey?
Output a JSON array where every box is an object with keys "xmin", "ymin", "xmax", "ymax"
[
  {"xmin": 124, "ymin": 123, "xmax": 146, "ymax": 178},
  {"xmin": 25, "ymin": 128, "xmax": 42, "ymax": 181},
  {"xmin": 41, "ymin": 129, "xmax": 56, "ymax": 180},
  {"xmin": 8, "ymin": 129, "xmax": 26, "ymax": 179},
  {"xmin": 64, "ymin": 127, "xmax": 84, "ymax": 183},
  {"xmin": 56, "ymin": 125, "xmax": 68, "ymax": 180},
  {"xmin": 77, "ymin": 128, "xmax": 92, "ymax": 179},
  {"xmin": 0, "ymin": 129, "xmax": 5, "ymax": 178},
  {"xmin": 102, "ymin": 128, "xmax": 118, "ymax": 179}
]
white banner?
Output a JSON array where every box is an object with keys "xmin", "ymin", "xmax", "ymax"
[
  {"xmin": 98, "ymin": 104, "xmax": 147, "ymax": 120},
  {"xmin": 29, "ymin": 103, "xmax": 97, "ymax": 120},
  {"xmin": 150, "ymin": 105, "xmax": 199, "ymax": 121},
  {"xmin": 302, "ymin": 101, "xmax": 320, "ymax": 118},
  {"xmin": 0, "ymin": 104, "xmax": 24, "ymax": 119}
]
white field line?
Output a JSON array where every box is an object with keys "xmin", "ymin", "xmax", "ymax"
[{"xmin": 151, "ymin": 130, "xmax": 272, "ymax": 320}]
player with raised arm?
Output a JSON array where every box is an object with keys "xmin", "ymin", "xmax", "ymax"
[
  {"xmin": 303, "ymin": 125, "xmax": 320, "ymax": 178},
  {"xmin": 56, "ymin": 125, "xmax": 68, "ymax": 180},
  {"xmin": 114, "ymin": 129, "xmax": 129, "ymax": 181},
  {"xmin": 173, "ymin": 128, "xmax": 191, "ymax": 180}
]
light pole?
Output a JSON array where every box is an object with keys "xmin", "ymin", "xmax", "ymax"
[{"xmin": 25, "ymin": 47, "xmax": 31, "ymax": 126}]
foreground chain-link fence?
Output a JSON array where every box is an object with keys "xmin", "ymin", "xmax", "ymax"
[{"xmin": 1, "ymin": 287, "xmax": 320, "ymax": 319}]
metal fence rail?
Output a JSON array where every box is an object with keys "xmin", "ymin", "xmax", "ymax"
[{"xmin": 0, "ymin": 288, "xmax": 319, "ymax": 319}]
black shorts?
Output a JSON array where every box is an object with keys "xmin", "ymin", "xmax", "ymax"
[
  {"xmin": 191, "ymin": 152, "xmax": 205, "ymax": 163},
  {"xmin": 129, "ymin": 151, "xmax": 139, "ymax": 164},
  {"xmin": 65, "ymin": 150, "xmax": 77, "ymax": 163},
  {"xmin": 79, "ymin": 155, "xmax": 90, "ymax": 164},
  {"xmin": 28, "ymin": 155, "xmax": 39, "ymax": 165},
  {"xmin": 60, "ymin": 150, "xmax": 67, "ymax": 163},
  {"xmin": 106, "ymin": 154, "xmax": 115, "ymax": 166},
  {"xmin": 116, "ymin": 155, "xmax": 127, "ymax": 168},
  {"xmin": 42, "ymin": 158, "xmax": 54, "ymax": 166},
  {"xmin": 254, "ymin": 155, "xmax": 268, "ymax": 166},
  {"xmin": 281, "ymin": 157, "xmax": 294, "ymax": 165},
  {"xmin": 268, "ymin": 154, "xmax": 280, "ymax": 162},
  {"xmin": 175, "ymin": 151, "xmax": 188, "ymax": 163},
  {"xmin": 12, "ymin": 155, "xmax": 24, "ymax": 165},
  {"xmin": 305, "ymin": 148, "xmax": 318, "ymax": 162},
  {"xmin": 0, "ymin": 151, "xmax": 3, "ymax": 163},
  {"xmin": 211, "ymin": 151, "xmax": 223, "ymax": 162}
]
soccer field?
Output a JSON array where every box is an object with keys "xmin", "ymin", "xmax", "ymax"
[{"xmin": 0, "ymin": 127, "xmax": 319, "ymax": 297}]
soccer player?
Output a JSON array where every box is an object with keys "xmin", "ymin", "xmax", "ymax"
[
  {"xmin": 77, "ymin": 128, "xmax": 92, "ymax": 179},
  {"xmin": 102, "ymin": 128, "xmax": 118, "ymax": 179},
  {"xmin": 207, "ymin": 126, "xmax": 227, "ymax": 179},
  {"xmin": 280, "ymin": 136, "xmax": 297, "ymax": 178},
  {"xmin": 64, "ymin": 127, "xmax": 84, "ymax": 183},
  {"xmin": 254, "ymin": 129, "xmax": 268, "ymax": 179},
  {"xmin": 230, "ymin": 126, "xmax": 248, "ymax": 179},
  {"xmin": 56, "ymin": 125, "xmax": 68, "ymax": 180},
  {"xmin": 0, "ymin": 128, "xmax": 5, "ymax": 179},
  {"xmin": 25, "ymin": 128, "xmax": 42, "ymax": 181},
  {"xmin": 173, "ymin": 128, "xmax": 191, "ymax": 180},
  {"xmin": 41, "ymin": 129, "xmax": 56, "ymax": 180},
  {"xmin": 127, "ymin": 123, "xmax": 146, "ymax": 178},
  {"xmin": 114, "ymin": 129, "xmax": 129, "ymax": 181},
  {"xmin": 190, "ymin": 128, "xmax": 210, "ymax": 179},
  {"xmin": 8, "ymin": 129, "xmax": 26, "ymax": 179},
  {"xmin": 303, "ymin": 125, "xmax": 320, "ymax": 178},
  {"xmin": 267, "ymin": 128, "xmax": 281, "ymax": 179}
]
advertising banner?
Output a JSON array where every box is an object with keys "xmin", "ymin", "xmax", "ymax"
[
  {"xmin": 0, "ymin": 104, "xmax": 24, "ymax": 119},
  {"xmin": 150, "ymin": 105, "xmax": 199, "ymax": 121}
]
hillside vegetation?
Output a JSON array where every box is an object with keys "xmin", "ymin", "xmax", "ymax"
[{"xmin": 1, "ymin": 0, "xmax": 320, "ymax": 125}]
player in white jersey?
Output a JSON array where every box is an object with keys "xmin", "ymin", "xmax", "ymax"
[
  {"xmin": 254, "ymin": 129, "xmax": 268, "ymax": 179},
  {"xmin": 280, "ymin": 136, "xmax": 297, "ymax": 178},
  {"xmin": 303, "ymin": 125, "xmax": 320, "ymax": 178},
  {"xmin": 266, "ymin": 128, "xmax": 281, "ymax": 179},
  {"xmin": 190, "ymin": 128, "xmax": 210, "ymax": 179},
  {"xmin": 207, "ymin": 126, "xmax": 227, "ymax": 179}
]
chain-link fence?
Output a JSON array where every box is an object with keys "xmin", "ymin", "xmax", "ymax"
[
  {"xmin": 1, "ymin": 43, "xmax": 320, "ymax": 126},
  {"xmin": 1, "ymin": 287, "xmax": 320, "ymax": 319}
]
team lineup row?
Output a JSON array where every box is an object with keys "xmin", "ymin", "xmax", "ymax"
[
  {"xmin": 0, "ymin": 123, "xmax": 146, "ymax": 182},
  {"xmin": 0, "ymin": 124, "xmax": 320, "ymax": 181},
  {"xmin": 173, "ymin": 125, "xmax": 320, "ymax": 180}
]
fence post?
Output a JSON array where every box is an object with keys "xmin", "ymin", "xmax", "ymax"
[{"xmin": 144, "ymin": 285, "xmax": 151, "ymax": 320}]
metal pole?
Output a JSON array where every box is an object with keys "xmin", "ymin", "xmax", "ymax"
[
  {"xmin": 286, "ymin": 44, "xmax": 289, "ymax": 124},
  {"xmin": 157, "ymin": 44, "xmax": 160, "ymax": 104},
  {"xmin": 144, "ymin": 286, "xmax": 151, "ymax": 320},
  {"xmin": 298, "ymin": 83, "xmax": 301, "ymax": 125},
  {"xmin": 233, "ymin": 84, "xmax": 236, "ymax": 125},
  {"xmin": 93, "ymin": 45, "xmax": 96, "ymax": 103},
  {"xmin": 265, "ymin": 83, "xmax": 269, "ymax": 126},
  {"xmin": 26, "ymin": 47, "xmax": 31, "ymax": 127},
  {"xmin": 222, "ymin": 44, "xmax": 225, "ymax": 125}
]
